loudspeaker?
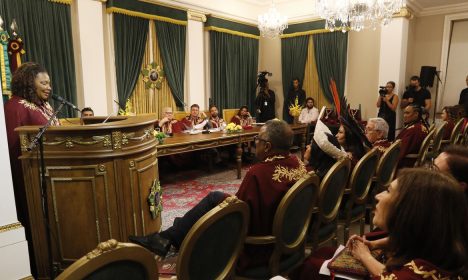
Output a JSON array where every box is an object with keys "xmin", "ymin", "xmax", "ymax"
[{"xmin": 420, "ymin": 66, "xmax": 436, "ymax": 88}]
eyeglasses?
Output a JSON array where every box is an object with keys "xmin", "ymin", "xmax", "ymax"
[{"xmin": 254, "ymin": 135, "xmax": 269, "ymax": 143}]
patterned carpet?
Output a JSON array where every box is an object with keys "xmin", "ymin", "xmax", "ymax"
[{"xmin": 159, "ymin": 164, "xmax": 251, "ymax": 230}]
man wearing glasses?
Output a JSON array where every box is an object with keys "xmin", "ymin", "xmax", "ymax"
[
  {"xmin": 129, "ymin": 119, "xmax": 307, "ymax": 274},
  {"xmin": 365, "ymin": 118, "xmax": 391, "ymax": 154}
]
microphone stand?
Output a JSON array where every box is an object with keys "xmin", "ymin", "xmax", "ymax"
[{"xmin": 27, "ymin": 100, "xmax": 66, "ymax": 279}]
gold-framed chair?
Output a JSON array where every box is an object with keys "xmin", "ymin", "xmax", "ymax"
[
  {"xmin": 367, "ymin": 140, "xmax": 401, "ymax": 230},
  {"xmin": 236, "ymin": 173, "xmax": 320, "ymax": 279},
  {"xmin": 308, "ymin": 158, "xmax": 352, "ymax": 250},
  {"xmin": 441, "ymin": 118, "xmax": 465, "ymax": 147},
  {"xmin": 339, "ymin": 148, "xmax": 380, "ymax": 241},
  {"xmin": 223, "ymin": 109, "xmax": 239, "ymax": 123},
  {"xmin": 56, "ymin": 239, "xmax": 158, "ymax": 280},
  {"xmin": 430, "ymin": 122, "xmax": 447, "ymax": 155},
  {"xmin": 404, "ymin": 129, "xmax": 435, "ymax": 167},
  {"xmin": 177, "ymin": 196, "xmax": 249, "ymax": 280},
  {"xmin": 174, "ymin": 111, "xmax": 187, "ymax": 121}
]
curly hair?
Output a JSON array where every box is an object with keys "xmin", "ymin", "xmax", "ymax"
[{"xmin": 11, "ymin": 62, "xmax": 48, "ymax": 105}]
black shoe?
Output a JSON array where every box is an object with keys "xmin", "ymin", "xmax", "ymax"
[{"xmin": 129, "ymin": 233, "xmax": 171, "ymax": 257}]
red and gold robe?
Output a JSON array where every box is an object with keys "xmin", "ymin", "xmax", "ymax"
[
  {"xmin": 373, "ymin": 139, "xmax": 392, "ymax": 156},
  {"xmin": 375, "ymin": 259, "xmax": 455, "ymax": 280},
  {"xmin": 208, "ymin": 116, "xmax": 225, "ymax": 128},
  {"xmin": 158, "ymin": 119, "xmax": 183, "ymax": 134},
  {"xmin": 396, "ymin": 121, "xmax": 428, "ymax": 168},
  {"xmin": 443, "ymin": 120, "xmax": 455, "ymax": 140},
  {"xmin": 235, "ymin": 154, "xmax": 307, "ymax": 273},
  {"xmin": 180, "ymin": 115, "xmax": 206, "ymax": 130},
  {"xmin": 231, "ymin": 115, "xmax": 252, "ymax": 127},
  {"xmin": 4, "ymin": 95, "xmax": 60, "ymax": 232}
]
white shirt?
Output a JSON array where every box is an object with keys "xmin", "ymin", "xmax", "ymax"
[{"xmin": 299, "ymin": 107, "xmax": 319, "ymax": 124}]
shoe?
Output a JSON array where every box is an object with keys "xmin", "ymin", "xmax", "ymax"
[{"xmin": 129, "ymin": 233, "xmax": 171, "ymax": 257}]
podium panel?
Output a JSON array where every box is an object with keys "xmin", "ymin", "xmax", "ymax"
[{"xmin": 17, "ymin": 116, "xmax": 160, "ymax": 279}]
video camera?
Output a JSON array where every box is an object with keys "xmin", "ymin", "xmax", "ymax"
[
  {"xmin": 257, "ymin": 71, "xmax": 272, "ymax": 89},
  {"xmin": 379, "ymin": 86, "xmax": 387, "ymax": 97}
]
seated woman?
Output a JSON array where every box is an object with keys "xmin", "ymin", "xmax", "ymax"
[
  {"xmin": 294, "ymin": 168, "xmax": 468, "ymax": 280},
  {"xmin": 231, "ymin": 105, "xmax": 253, "ymax": 128},
  {"xmin": 335, "ymin": 122, "xmax": 368, "ymax": 168},
  {"xmin": 441, "ymin": 106, "xmax": 457, "ymax": 140}
]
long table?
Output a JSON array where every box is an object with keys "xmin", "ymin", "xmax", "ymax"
[{"xmin": 156, "ymin": 124, "xmax": 307, "ymax": 178}]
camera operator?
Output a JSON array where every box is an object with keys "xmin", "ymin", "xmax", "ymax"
[
  {"xmin": 401, "ymin": 76, "xmax": 431, "ymax": 111},
  {"xmin": 255, "ymin": 77, "xmax": 276, "ymax": 122},
  {"xmin": 377, "ymin": 81, "xmax": 399, "ymax": 141}
]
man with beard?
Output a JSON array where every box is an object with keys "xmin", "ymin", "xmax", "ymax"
[
  {"xmin": 285, "ymin": 78, "xmax": 306, "ymax": 124},
  {"xmin": 207, "ymin": 104, "xmax": 226, "ymax": 129}
]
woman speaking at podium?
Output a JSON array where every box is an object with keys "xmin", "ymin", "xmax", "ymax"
[{"xmin": 4, "ymin": 62, "xmax": 60, "ymax": 267}]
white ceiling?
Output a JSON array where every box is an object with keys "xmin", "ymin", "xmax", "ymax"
[{"xmin": 153, "ymin": 0, "xmax": 468, "ymax": 23}]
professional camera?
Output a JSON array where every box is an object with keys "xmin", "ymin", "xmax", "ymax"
[
  {"xmin": 379, "ymin": 86, "xmax": 387, "ymax": 97},
  {"xmin": 257, "ymin": 71, "xmax": 272, "ymax": 89}
]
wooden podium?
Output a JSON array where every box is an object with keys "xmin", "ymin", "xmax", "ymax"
[{"xmin": 16, "ymin": 116, "xmax": 161, "ymax": 279}]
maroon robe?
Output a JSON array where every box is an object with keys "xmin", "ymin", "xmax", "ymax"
[
  {"xmin": 235, "ymin": 154, "xmax": 307, "ymax": 272},
  {"xmin": 208, "ymin": 116, "xmax": 225, "ymax": 128},
  {"xmin": 373, "ymin": 139, "xmax": 391, "ymax": 156},
  {"xmin": 443, "ymin": 120, "xmax": 455, "ymax": 140},
  {"xmin": 180, "ymin": 115, "xmax": 206, "ymax": 130},
  {"xmin": 159, "ymin": 119, "xmax": 183, "ymax": 134},
  {"xmin": 231, "ymin": 115, "xmax": 252, "ymax": 127},
  {"xmin": 374, "ymin": 259, "xmax": 455, "ymax": 280},
  {"xmin": 4, "ymin": 95, "xmax": 60, "ymax": 251},
  {"xmin": 396, "ymin": 121, "xmax": 428, "ymax": 168}
]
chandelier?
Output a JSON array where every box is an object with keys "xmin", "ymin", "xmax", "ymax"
[
  {"xmin": 316, "ymin": 0, "xmax": 406, "ymax": 32},
  {"xmin": 258, "ymin": 1, "xmax": 288, "ymax": 39}
]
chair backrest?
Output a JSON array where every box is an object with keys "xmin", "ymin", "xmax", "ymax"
[
  {"xmin": 450, "ymin": 118, "xmax": 465, "ymax": 144},
  {"xmin": 56, "ymin": 239, "xmax": 158, "ymax": 280},
  {"xmin": 414, "ymin": 129, "xmax": 435, "ymax": 167},
  {"xmin": 176, "ymin": 196, "xmax": 249, "ymax": 280},
  {"xmin": 432, "ymin": 122, "xmax": 447, "ymax": 154},
  {"xmin": 348, "ymin": 149, "xmax": 380, "ymax": 205},
  {"xmin": 375, "ymin": 140, "xmax": 401, "ymax": 188},
  {"xmin": 223, "ymin": 109, "xmax": 239, "ymax": 123},
  {"xmin": 174, "ymin": 111, "xmax": 187, "ymax": 121},
  {"xmin": 318, "ymin": 158, "xmax": 352, "ymax": 223},
  {"xmin": 271, "ymin": 173, "xmax": 320, "ymax": 255}
]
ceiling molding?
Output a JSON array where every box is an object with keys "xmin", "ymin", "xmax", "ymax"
[{"xmin": 419, "ymin": 2, "xmax": 468, "ymax": 17}]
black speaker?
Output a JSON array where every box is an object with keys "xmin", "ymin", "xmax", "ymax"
[{"xmin": 420, "ymin": 66, "xmax": 436, "ymax": 87}]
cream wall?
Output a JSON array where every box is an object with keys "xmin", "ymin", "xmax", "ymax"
[
  {"xmin": 258, "ymin": 37, "xmax": 283, "ymax": 119},
  {"xmin": 345, "ymin": 29, "xmax": 382, "ymax": 120}
]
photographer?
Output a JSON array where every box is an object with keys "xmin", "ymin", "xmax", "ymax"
[
  {"xmin": 401, "ymin": 76, "xmax": 431, "ymax": 111},
  {"xmin": 255, "ymin": 79, "xmax": 275, "ymax": 122},
  {"xmin": 377, "ymin": 81, "xmax": 399, "ymax": 141}
]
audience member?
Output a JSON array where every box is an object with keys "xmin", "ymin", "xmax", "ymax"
[
  {"xmin": 401, "ymin": 76, "xmax": 431, "ymax": 112},
  {"xmin": 255, "ymin": 80, "xmax": 276, "ymax": 122},
  {"xmin": 295, "ymin": 168, "xmax": 468, "ymax": 280},
  {"xmin": 376, "ymin": 81, "xmax": 398, "ymax": 141},
  {"xmin": 158, "ymin": 107, "xmax": 182, "ymax": 134},
  {"xmin": 441, "ymin": 106, "xmax": 456, "ymax": 140},
  {"xmin": 80, "ymin": 107, "xmax": 94, "ymax": 117},
  {"xmin": 285, "ymin": 77, "xmax": 306, "ymax": 124},
  {"xmin": 396, "ymin": 104, "xmax": 428, "ymax": 168},
  {"xmin": 434, "ymin": 145, "xmax": 468, "ymax": 192},
  {"xmin": 231, "ymin": 105, "xmax": 253, "ymax": 127},
  {"xmin": 336, "ymin": 123, "xmax": 367, "ymax": 167},
  {"xmin": 207, "ymin": 104, "xmax": 226, "ymax": 129},
  {"xmin": 129, "ymin": 120, "xmax": 307, "ymax": 273},
  {"xmin": 365, "ymin": 118, "xmax": 391, "ymax": 153},
  {"xmin": 180, "ymin": 104, "xmax": 208, "ymax": 130},
  {"xmin": 459, "ymin": 74, "xmax": 468, "ymax": 114},
  {"xmin": 299, "ymin": 97, "xmax": 319, "ymax": 124}
]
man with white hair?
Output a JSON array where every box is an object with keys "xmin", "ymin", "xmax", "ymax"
[{"xmin": 365, "ymin": 117, "xmax": 391, "ymax": 153}]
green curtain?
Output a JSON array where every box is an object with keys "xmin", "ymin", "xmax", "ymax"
[
  {"xmin": 0, "ymin": 0, "xmax": 77, "ymax": 117},
  {"xmin": 281, "ymin": 35, "xmax": 309, "ymax": 120},
  {"xmin": 313, "ymin": 32, "xmax": 348, "ymax": 103},
  {"xmin": 113, "ymin": 14, "xmax": 148, "ymax": 110},
  {"xmin": 154, "ymin": 21, "xmax": 185, "ymax": 108},
  {"xmin": 210, "ymin": 31, "xmax": 258, "ymax": 112}
]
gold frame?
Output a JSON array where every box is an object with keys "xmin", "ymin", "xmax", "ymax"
[
  {"xmin": 237, "ymin": 173, "xmax": 320, "ymax": 278},
  {"xmin": 223, "ymin": 109, "xmax": 239, "ymax": 124},
  {"xmin": 340, "ymin": 149, "xmax": 379, "ymax": 241},
  {"xmin": 431, "ymin": 122, "xmax": 447, "ymax": 154},
  {"xmin": 56, "ymin": 239, "xmax": 158, "ymax": 280},
  {"xmin": 450, "ymin": 118, "xmax": 465, "ymax": 144},
  {"xmin": 177, "ymin": 196, "xmax": 249, "ymax": 280}
]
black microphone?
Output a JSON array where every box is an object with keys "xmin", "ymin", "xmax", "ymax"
[{"xmin": 52, "ymin": 95, "xmax": 81, "ymax": 112}]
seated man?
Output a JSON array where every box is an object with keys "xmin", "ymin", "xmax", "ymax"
[
  {"xmin": 207, "ymin": 104, "xmax": 226, "ymax": 129},
  {"xmin": 158, "ymin": 107, "xmax": 182, "ymax": 134},
  {"xmin": 80, "ymin": 107, "xmax": 94, "ymax": 125},
  {"xmin": 365, "ymin": 117, "xmax": 391, "ymax": 154},
  {"xmin": 231, "ymin": 105, "xmax": 253, "ymax": 127},
  {"xmin": 396, "ymin": 104, "xmax": 428, "ymax": 168},
  {"xmin": 180, "ymin": 104, "xmax": 208, "ymax": 131},
  {"xmin": 299, "ymin": 97, "xmax": 319, "ymax": 124},
  {"xmin": 129, "ymin": 120, "xmax": 307, "ymax": 273}
]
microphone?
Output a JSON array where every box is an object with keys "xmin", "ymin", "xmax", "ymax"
[{"xmin": 52, "ymin": 95, "xmax": 81, "ymax": 112}]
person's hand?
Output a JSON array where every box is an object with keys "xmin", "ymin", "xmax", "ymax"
[
  {"xmin": 347, "ymin": 234, "xmax": 375, "ymax": 250},
  {"xmin": 304, "ymin": 144, "xmax": 311, "ymax": 162},
  {"xmin": 349, "ymin": 236, "xmax": 373, "ymax": 263},
  {"xmin": 408, "ymin": 97, "xmax": 414, "ymax": 103},
  {"xmin": 256, "ymin": 109, "xmax": 261, "ymax": 114},
  {"xmin": 159, "ymin": 117, "xmax": 169, "ymax": 125},
  {"xmin": 200, "ymin": 112, "xmax": 207, "ymax": 119}
]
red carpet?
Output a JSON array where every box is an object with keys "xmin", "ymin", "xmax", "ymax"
[{"xmin": 160, "ymin": 165, "xmax": 250, "ymax": 230}]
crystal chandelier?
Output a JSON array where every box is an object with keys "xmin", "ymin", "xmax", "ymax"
[
  {"xmin": 316, "ymin": 0, "xmax": 406, "ymax": 32},
  {"xmin": 258, "ymin": 1, "xmax": 288, "ymax": 39}
]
